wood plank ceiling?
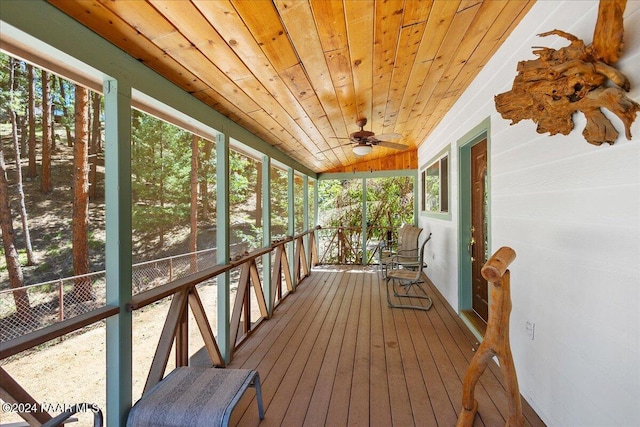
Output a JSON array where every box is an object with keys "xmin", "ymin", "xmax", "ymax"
[{"xmin": 48, "ymin": 0, "xmax": 534, "ymax": 173}]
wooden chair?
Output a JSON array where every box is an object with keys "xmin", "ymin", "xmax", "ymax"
[
  {"xmin": 380, "ymin": 224, "xmax": 422, "ymax": 277},
  {"xmin": 385, "ymin": 233, "xmax": 433, "ymax": 311}
]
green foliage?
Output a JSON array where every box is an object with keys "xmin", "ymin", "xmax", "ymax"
[
  {"xmin": 318, "ymin": 179, "xmax": 363, "ymax": 228},
  {"xmin": 270, "ymin": 167, "xmax": 289, "ymax": 235},
  {"xmin": 131, "ymin": 111, "xmax": 267, "ymax": 247},
  {"xmin": 318, "ymin": 176, "xmax": 414, "ymax": 230},
  {"xmin": 229, "ymin": 150, "xmax": 256, "ymax": 205},
  {"xmin": 0, "ymin": 52, "xmax": 27, "ymax": 117},
  {"xmin": 232, "ymin": 225, "xmax": 259, "ymax": 249},
  {"xmin": 0, "ymin": 52, "xmax": 76, "ymax": 124},
  {"xmin": 294, "ymin": 175, "xmax": 304, "ymax": 233},
  {"xmin": 131, "ymin": 111, "xmax": 193, "ymax": 240},
  {"xmin": 367, "ymin": 176, "xmax": 414, "ymax": 229}
]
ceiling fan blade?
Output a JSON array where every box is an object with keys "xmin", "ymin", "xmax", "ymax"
[
  {"xmin": 376, "ymin": 140, "xmax": 409, "ymax": 150},
  {"xmin": 317, "ymin": 142, "xmax": 353, "ymax": 154},
  {"xmin": 374, "ymin": 132, "xmax": 402, "ymax": 140}
]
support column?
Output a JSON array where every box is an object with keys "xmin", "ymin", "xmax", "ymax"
[
  {"xmin": 362, "ymin": 178, "xmax": 368, "ymax": 265},
  {"xmin": 261, "ymin": 156, "xmax": 272, "ymax": 315},
  {"xmin": 303, "ymin": 175, "xmax": 310, "ymax": 268},
  {"xmin": 104, "ymin": 79, "xmax": 132, "ymax": 426},
  {"xmin": 287, "ymin": 167, "xmax": 296, "ymax": 289},
  {"xmin": 313, "ymin": 179, "xmax": 319, "ymax": 255},
  {"xmin": 216, "ymin": 132, "xmax": 231, "ymax": 362},
  {"xmin": 413, "ymin": 171, "xmax": 419, "ymax": 226}
]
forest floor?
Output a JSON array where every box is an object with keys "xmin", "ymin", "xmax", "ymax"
[{"xmin": 0, "ymin": 136, "xmax": 107, "ymax": 287}]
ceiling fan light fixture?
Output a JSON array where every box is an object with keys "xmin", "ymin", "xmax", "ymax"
[{"xmin": 352, "ymin": 144, "xmax": 372, "ymax": 156}]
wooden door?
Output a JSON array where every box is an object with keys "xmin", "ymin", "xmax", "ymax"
[{"xmin": 470, "ymin": 139, "xmax": 488, "ymax": 322}]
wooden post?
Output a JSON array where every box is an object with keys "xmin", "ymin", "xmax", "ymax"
[
  {"xmin": 457, "ymin": 246, "xmax": 524, "ymax": 427},
  {"xmin": 59, "ymin": 280, "xmax": 64, "ymax": 323},
  {"xmin": 175, "ymin": 305, "xmax": 189, "ymax": 368}
]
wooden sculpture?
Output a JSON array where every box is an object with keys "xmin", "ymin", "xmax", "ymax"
[
  {"xmin": 495, "ymin": 0, "xmax": 639, "ymax": 146},
  {"xmin": 457, "ymin": 247, "xmax": 522, "ymax": 427}
]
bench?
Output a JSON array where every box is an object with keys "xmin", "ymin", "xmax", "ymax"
[{"xmin": 127, "ymin": 367, "xmax": 264, "ymax": 427}]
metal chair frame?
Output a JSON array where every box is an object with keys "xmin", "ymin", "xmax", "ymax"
[
  {"xmin": 380, "ymin": 225, "xmax": 423, "ymax": 278},
  {"xmin": 385, "ymin": 233, "xmax": 433, "ymax": 311}
]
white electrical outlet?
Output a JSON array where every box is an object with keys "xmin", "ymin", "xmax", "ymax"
[{"xmin": 526, "ymin": 321, "xmax": 535, "ymax": 340}]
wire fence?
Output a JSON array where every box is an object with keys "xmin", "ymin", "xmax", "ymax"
[
  {"xmin": 0, "ymin": 247, "xmax": 222, "ymax": 343},
  {"xmin": 0, "ymin": 272, "xmax": 106, "ymax": 342}
]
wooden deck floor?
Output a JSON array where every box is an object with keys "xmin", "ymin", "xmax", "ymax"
[{"xmin": 226, "ymin": 265, "xmax": 545, "ymax": 427}]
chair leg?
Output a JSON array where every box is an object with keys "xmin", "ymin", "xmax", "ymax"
[
  {"xmin": 252, "ymin": 372, "xmax": 265, "ymax": 420},
  {"xmin": 386, "ymin": 277, "xmax": 433, "ymax": 311}
]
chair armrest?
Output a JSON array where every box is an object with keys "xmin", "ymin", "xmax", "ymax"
[
  {"xmin": 390, "ymin": 252, "xmax": 421, "ymax": 270},
  {"xmin": 396, "ymin": 248, "xmax": 418, "ymax": 256}
]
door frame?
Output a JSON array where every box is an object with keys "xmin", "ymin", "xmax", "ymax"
[{"xmin": 457, "ymin": 117, "xmax": 492, "ymax": 339}]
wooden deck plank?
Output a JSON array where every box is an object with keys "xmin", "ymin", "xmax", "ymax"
[
  {"xmin": 347, "ymin": 268, "xmax": 372, "ymax": 426},
  {"xmin": 387, "ymin": 273, "xmax": 473, "ymax": 426},
  {"xmin": 299, "ymin": 268, "xmax": 357, "ymax": 426},
  {"xmin": 426, "ymin": 286, "xmax": 502, "ymax": 426},
  {"xmin": 240, "ymin": 270, "xmax": 342, "ymax": 426},
  {"xmin": 404, "ymin": 308, "xmax": 459, "ymax": 425},
  {"xmin": 258, "ymin": 270, "xmax": 349, "ymax": 427},
  {"xmin": 368, "ymin": 268, "xmax": 393, "ymax": 427},
  {"xmin": 228, "ymin": 270, "xmax": 337, "ymax": 425},
  {"xmin": 229, "ymin": 269, "xmax": 330, "ymax": 368},
  {"xmin": 380, "ymin": 274, "xmax": 414, "ymax": 425},
  {"xmin": 283, "ymin": 268, "xmax": 353, "ymax": 426},
  {"xmin": 222, "ymin": 265, "xmax": 545, "ymax": 427},
  {"xmin": 392, "ymin": 307, "xmax": 437, "ymax": 426},
  {"xmin": 324, "ymin": 269, "xmax": 364, "ymax": 426}
]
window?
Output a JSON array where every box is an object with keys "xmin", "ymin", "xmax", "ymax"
[{"xmin": 421, "ymin": 150, "xmax": 449, "ymax": 217}]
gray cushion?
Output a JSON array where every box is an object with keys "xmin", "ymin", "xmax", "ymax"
[{"xmin": 127, "ymin": 367, "xmax": 255, "ymax": 427}]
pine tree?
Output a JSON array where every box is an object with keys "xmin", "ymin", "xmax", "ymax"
[
  {"xmin": 72, "ymin": 85, "xmax": 91, "ymax": 300},
  {"xmin": 0, "ymin": 143, "xmax": 31, "ymax": 321},
  {"xmin": 41, "ymin": 70, "xmax": 52, "ymax": 193}
]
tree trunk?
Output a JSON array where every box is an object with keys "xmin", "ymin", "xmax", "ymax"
[
  {"xmin": 18, "ymin": 114, "xmax": 28, "ymax": 157},
  {"xmin": 255, "ymin": 164, "xmax": 262, "ymax": 227},
  {"xmin": 0, "ymin": 143, "xmax": 31, "ymax": 322},
  {"xmin": 199, "ymin": 139, "xmax": 212, "ymax": 220},
  {"xmin": 158, "ymin": 141, "xmax": 165, "ymax": 247},
  {"xmin": 41, "ymin": 70, "xmax": 52, "ymax": 194},
  {"xmin": 58, "ymin": 76, "xmax": 74, "ymax": 147},
  {"xmin": 27, "ymin": 64, "xmax": 37, "ymax": 179},
  {"xmin": 190, "ymin": 135, "xmax": 199, "ymax": 273},
  {"xmin": 10, "ymin": 59, "xmax": 36, "ymax": 266},
  {"xmin": 50, "ymin": 77, "xmax": 58, "ymax": 152},
  {"xmin": 72, "ymin": 86, "xmax": 91, "ymax": 301},
  {"xmin": 89, "ymin": 91, "xmax": 100, "ymax": 200}
]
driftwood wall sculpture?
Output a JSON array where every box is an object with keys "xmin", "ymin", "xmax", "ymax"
[{"xmin": 495, "ymin": 0, "xmax": 639, "ymax": 146}]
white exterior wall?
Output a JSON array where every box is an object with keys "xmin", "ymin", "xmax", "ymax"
[{"xmin": 417, "ymin": 1, "xmax": 640, "ymax": 426}]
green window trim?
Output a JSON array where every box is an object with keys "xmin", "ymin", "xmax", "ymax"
[{"xmin": 420, "ymin": 146, "xmax": 451, "ymax": 220}]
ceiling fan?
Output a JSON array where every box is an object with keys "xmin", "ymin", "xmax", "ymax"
[{"xmin": 329, "ymin": 118, "xmax": 408, "ymax": 156}]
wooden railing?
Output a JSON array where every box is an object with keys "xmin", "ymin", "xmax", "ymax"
[
  {"xmin": 0, "ymin": 227, "xmax": 320, "ymax": 426},
  {"xmin": 316, "ymin": 225, "xmax": 396, "ymax": 265}
]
